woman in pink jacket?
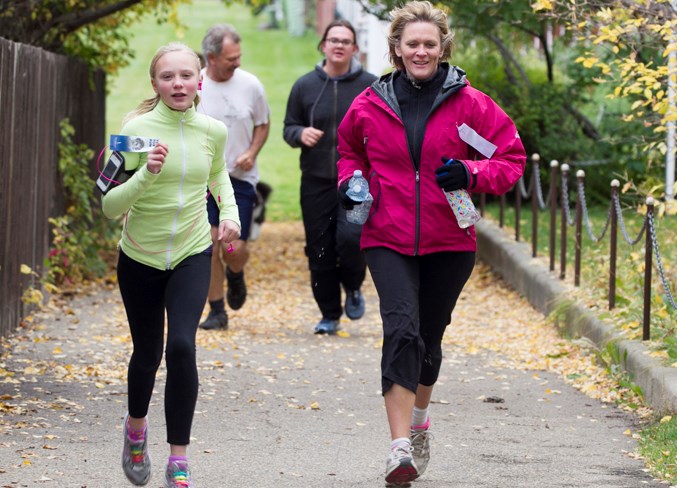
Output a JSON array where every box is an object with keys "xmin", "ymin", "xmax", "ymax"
[{"xmin": 337, "ymin": 1, "xmax": 526, "ymax": 485}]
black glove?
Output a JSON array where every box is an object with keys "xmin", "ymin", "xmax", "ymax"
[
  {"xmin": 435, "ymin": 157, "xmax": 469, "ymax": 192},
  {"xmin": 338, "ymin": 180, "xmax": 362, "ymax": 210}
]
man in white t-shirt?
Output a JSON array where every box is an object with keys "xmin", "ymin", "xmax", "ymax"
[{"xmin": 198, "ymin": 24, "xmax": 271, "ymax": 330}]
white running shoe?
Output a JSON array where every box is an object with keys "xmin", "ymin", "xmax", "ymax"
[
  {"xmin": 410, "ymin": 418, "xmax": 433, "ymax": 476},
  {"xmin": 385, "ymin": 443, "xmax": 419, "ymax": 486}
]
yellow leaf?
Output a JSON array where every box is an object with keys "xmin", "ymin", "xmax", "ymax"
[
  {"xmin": 660, "ymin": 415, "xmax": 672, "ymax": 423},
  {"xmin": 43, "ymin": 283, "xmax": 60, "ymax": 294},
  {"xmin": 20, "ymin": 264, "xmax": 33, "ymax": 275},
  {"xmin": 310, "ymin": 401, "xmax": 320, "ymax": 410},
  {"xmin": 53, "ymin": 347, "xmax": 63, "ymax": 354}
]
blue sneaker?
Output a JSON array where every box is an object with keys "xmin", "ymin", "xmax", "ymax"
[
  {"xmin": 314, "ymin": 318, "xmax": 339, "ymax": 335},
  {"xmin": 345, "ymin": 289, "xmax": 365, "ymax": 320}
]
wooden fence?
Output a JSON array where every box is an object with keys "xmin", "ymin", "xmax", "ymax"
[{"xmin": 0, "ymin": 37, "xmax": 105, "ymax": 338}]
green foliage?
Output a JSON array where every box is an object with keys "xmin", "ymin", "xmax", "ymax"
[
  {"xmin": 0, "ymin": 1, "xmax": 189, "ymax": 75},
  {"xmin": 638, "ymin": 415, "xmax": 677, "ymax": 482},
  {"xmin": 46, "ymin": 119, "xmax": 117, "ymax": 287}
]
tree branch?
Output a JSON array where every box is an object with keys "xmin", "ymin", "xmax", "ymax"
[{"xmin": 45, "ymin": 0, "xmax": 144, "ymax": 38}]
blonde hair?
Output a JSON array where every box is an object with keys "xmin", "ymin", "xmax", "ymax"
[
  {"xmin": 123, "ymin": 42, "xmax": 202, "ymax": 125},
  {"xmin": 387, "ymin": 1, "xmax": 454, "ymax": 72}
]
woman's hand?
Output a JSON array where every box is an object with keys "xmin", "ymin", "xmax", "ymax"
[
  {"xmin": 217, "ymin": 219, "xmax": 241, "ymax": 246},
  {"xmin": 147, "ymin": 142, "xmax": 168, "ymax": 174},
  {"xmin": 300, "ymin": 127, "xmax": 324, "ymax": 148}
]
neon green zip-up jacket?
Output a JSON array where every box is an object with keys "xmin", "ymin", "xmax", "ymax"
[{"xmin": 102, "ymin": 101, "xmax": 240, "ymax": 270}]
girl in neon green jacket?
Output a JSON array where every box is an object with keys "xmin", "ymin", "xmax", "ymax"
[{"xmin": 102, "ymin": 42, "xmax": 239, "ymax": 488}]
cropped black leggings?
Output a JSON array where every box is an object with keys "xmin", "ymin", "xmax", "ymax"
[
  {"xmin": 117, "ymin": 250, "xmax": 210, "ymax": 446},
  {"xmin": 365, "ymin": 248, "xmax": 475, "ymax": 395}
]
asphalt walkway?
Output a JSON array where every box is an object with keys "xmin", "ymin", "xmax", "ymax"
[{"xmin": 0, "ymin": 222, "xmax": 667, "ymax": 487}]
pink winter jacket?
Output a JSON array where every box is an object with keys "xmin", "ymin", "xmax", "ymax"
[{"xmin": 337, "ymin": 65, "xmax": 526, "ymax": 255}]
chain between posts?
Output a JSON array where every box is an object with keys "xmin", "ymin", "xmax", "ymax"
[
  {"xmin": 504, "ymin": 154, "xmax": 676, "ymax": 340},
  {"xmin": 649, "ymin": 211, "xmax": 677, "ymax": 309},
  {"xmin": 577, "ymin": 177, "xmax": 612, "ymax": 243}
]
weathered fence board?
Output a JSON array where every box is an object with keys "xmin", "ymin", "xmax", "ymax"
[{"xmin": 0, "ymin": 37, "xmax": 105, "ymax": 338}]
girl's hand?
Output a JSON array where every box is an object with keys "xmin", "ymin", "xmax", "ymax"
[
  {"xmin": 217, "ymin": 219, "xmax": 241, "ymax": 245},
  {"xmin": 147, "ymin": 142, "xmax": 168, "ymax": 174}
]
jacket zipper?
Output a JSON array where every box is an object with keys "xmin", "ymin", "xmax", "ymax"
[
  {"xmin": 331, "ymin": 80, "xmax": 338, "ymax": 179},
  {"xmin": 165, "ymin": 114, "xmax": 188, "ymax": 269},
  {"xmin": 370, "ymin": 88, "xmax": 423, "ymax": 255}
]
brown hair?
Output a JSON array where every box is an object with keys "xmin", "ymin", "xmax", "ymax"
[
  {"xmin": 387, "ymin": 1, "xmax": 454, "ymax": 72},
  {"xmin": 317, "ymin": 19, "xmax": 358, "ymax": 52}
]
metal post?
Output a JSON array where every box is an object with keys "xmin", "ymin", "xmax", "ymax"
[
  {"xmin": 574, "ymin": 170, "xmax": 584, "ymax": 287},
  {"xmin": 609, "ymin": 180, "xmax": 619, "ymax": 310},
  {"xmin": 643, "ymin": 197, "xmax": 655, "ymax": 341},
  {"xmin": 560, "ymin": 164, "xmax": 569, "ymax": 280},
  {"xmin": 549, "ymin": 160, "xmax": 559, "ymax": 272},
  {"xmin": 531, "ymin": 153, "xmax": 540, "ymax": 258}
]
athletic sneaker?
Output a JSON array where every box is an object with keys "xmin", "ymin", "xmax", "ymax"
[
  {"xmin": 344, "ymin": 289, "xmax": 365, "ymax": 320},
  {"xmin": 198, "ymin": 310, "xmax": 228, "ymax": 330},
  {"xmin": 226, "ymin": 268, "xmax": 247, "ymax": 310},
  {"xmin": 121, "ymin": 414, "xmax": 151, "ymax": 486},
  {"xmin": 314, "ymin": 318, "xmax": 340, "ymax": 335},
  {"xmin": 385, "ymin": 444, "xmax": 419, "ymax": 485},
  {"xmin": 163, "ymin": 460, "xmax": 193, "ymax": 488},
  {"xmin": 410, "ymin": 418, "xmax": 433, "ymax": 476}
]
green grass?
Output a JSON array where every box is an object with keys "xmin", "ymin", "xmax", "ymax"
[
  {"xmin": 106, "ymin": 0, "xmax": 323, "ymax": 221},
  {"xmin": 638, "ymin": 415, "xmax": 677, "ymax": 482}
]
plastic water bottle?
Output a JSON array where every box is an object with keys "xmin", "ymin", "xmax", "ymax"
[
  {"xmin": 345, "ymin": 170, "xmax": 373, "ymax": 225},
  {"xmin": 445, "ymin": 189, "xmax": 481, "ymax": 229},
  {"xmin": 440, "ymin": 160, "xmax": 480, "ymax": 229}
]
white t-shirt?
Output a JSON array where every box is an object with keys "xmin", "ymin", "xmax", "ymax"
[{"xmin": 198, "ymin": 68, "xmax": 270, "ymax": 188}]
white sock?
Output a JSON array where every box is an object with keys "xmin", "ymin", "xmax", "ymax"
[
  {"xmin": 390, "ymin": 437, "xmax": 411, "ymax": 450},
  {"xmin": 411, "ymin": 406, "xmax": 429, "ymax": 427}
]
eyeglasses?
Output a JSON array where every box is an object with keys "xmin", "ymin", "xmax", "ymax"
[{"xmin": 326, "ymin": 38, "xmax": 355, "ymax": 47}]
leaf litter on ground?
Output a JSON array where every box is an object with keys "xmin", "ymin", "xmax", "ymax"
[{"xmin": 0, "ymin": 221, "xmax": 653, "ymax": 479}]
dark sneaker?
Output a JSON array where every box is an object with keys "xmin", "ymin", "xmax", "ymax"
[
  {"xmin": 121, "ymin": 414, "xmax": 151, "ymax": 486},
  {"xmin": 198, "ymin": 310, "xmax": 228, "ymax": 330},
  {"xmin": 410, "ymin": 417, "xmax": 433, "ymax": 476},
  {"xmin": 314, "ymin": 318, "xmax": 340, "ymax": 335},
  {"xmin": 385, "ymin": 444, "xmax": 419, "ymax": 486},
  {"xmin": 163, "ymin": 460, "xmax": 193, "ymax": 488},
  {"xmin": 226, "ymin": 268, "xmax": 247, "ymax": 310},
  {"xmin": 344, "ymin": 289, "xmax": 365, "ymax": 320}
]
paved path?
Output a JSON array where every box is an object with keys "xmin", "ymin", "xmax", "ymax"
[{"xmin": 0, "ymin": 222, "xmax": 666, "ymax": 487}]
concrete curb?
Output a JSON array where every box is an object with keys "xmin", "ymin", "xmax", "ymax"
[{"xmin": 475, "ymin": 218, "xmax": 677, "ymax": 415}]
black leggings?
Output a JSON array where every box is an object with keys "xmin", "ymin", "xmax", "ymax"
[
  {"xmin": 117, "ymin": 250, "xmax": 210, "ymax": 445},
  {"xmin": 365, "ymin": 248, "xmax": 475, "ymax": 394},
  {"xmin": 301, "ymin": 174, "xmax": 366, "ymax": 319}
]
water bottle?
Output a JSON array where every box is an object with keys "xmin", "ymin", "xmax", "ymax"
[
  {"xmin": 440, "ymin": 160, "xmax": 480, "ymax": 229},
  {"xmin": 345, "ymin": 170, "xmax": 373, "ymax": 225},
  {"xmin": 445, "ymin": 189, "xmax": 480, "ymax": 229}
]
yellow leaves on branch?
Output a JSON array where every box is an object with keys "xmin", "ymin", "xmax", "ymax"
[{"xmin": 531, "ymin": 0, "xmax": 554, "ymax": 12}]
